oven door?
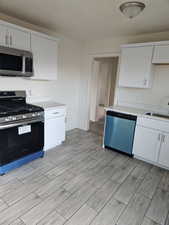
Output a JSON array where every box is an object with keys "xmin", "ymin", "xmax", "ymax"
[{"xmin": 0, "ymin": 119, "xmax": 44, "ymax": 166}]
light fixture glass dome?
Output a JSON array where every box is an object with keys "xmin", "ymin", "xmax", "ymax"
[{"xmin": 119, "ymin": 1, "xmax": 145, "ymax": 19}]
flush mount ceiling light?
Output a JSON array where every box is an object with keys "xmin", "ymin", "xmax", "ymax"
[{"xmin": 119, "ymin": 1, "xmax": 146, "ymax": 19}]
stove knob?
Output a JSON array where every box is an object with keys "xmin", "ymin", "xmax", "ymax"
[
  {"xmin": 12, "ymin": 117, "xmax": 16, "ymax": 121},
  {"xmin": 22, "ymin": 115, "xmax": 27, "ymax": 119},
  {"xmin": 5, "ymin": 118, "xmax": 10, "ymax": 122},
  {"xmin": 32, "ymin": 113, "xmax": 36, "ymax": 117}
]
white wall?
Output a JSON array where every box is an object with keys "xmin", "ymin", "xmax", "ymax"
[
  {"xmin": 0, "ymin": 13, "xmax": 84, "ymax": 131},
  {"xmin": 79, "ymin": 30, "xmax": 169, "ymax": 130}
]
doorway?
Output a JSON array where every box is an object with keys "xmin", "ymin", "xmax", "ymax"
[{"xmin": 89, "ymin": 56, "xmax": 119, "ymax": 136}]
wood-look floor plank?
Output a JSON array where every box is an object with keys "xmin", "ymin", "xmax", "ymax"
[
  {"xmin": 0, "ymin": 198, "xmax": 8, "ymax": 212},
  {"xmin": 56, "ymin": 194, "xmax": 85, "ymax": 220},
  {"xmin": 117, "ymin": 193, "xmax": 150, "ymax": 225},
  {"xmin": 146, "ymin": 188, "xmax": 169, "ymax": 225},
  {"xmin": 159, "ymin": 170, "xmax": 169, "ymax": 192},
  {"xmin": 164, "ymin": 214, "xmax": 169, "ymax": 225},
  {"xmin": 141, "ymin": 217, "xmax": 160, "ymax": 225},
  {"xmin": 21, "ymin": 188, "xmax": 70, "ymax": 225},
  {"xmin": 137, "ymin": 170, "xmax": 162, "ymax": 199},
  {"xmin": 2, "ymin": 180, "xmax": 46, "ymax": 206},
  {"xmin": 64, "ymin": 204, "xmax": 97, "ymax": 225},
  {"xmin": 0, "ymin": 193, "xmax": 42, "ymax": 224},
  {"xmin": 36, "ymin": 171, "xmax": 75, "ymax": 199},
  {"xmin": 9, "ymin": 219, "xmax": 25, "ymax": 225},
  {"xmin": 91, "ymin": 198, "xmax": 126, "ymax": 225},
  {"xmin": 86, "ymin": 180, "xmax": 119, "ymax": 212},
  {"xmin": 114, "ymin": 171, "xmax": 143, "ymax": 204},
  {"xmin": 0, "ymin": 178, "xmax": 22, "ymax": 197},
  {"xmin": 110, "ymin": 159, "xmax": 136, "ymax": 184},
  {"xmin": 37, "ymin": 210, "xmax": 65, "ymax": 225}
]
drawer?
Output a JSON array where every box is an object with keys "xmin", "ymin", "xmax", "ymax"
[
  {"xmin": 137, "ymin": 116, "xmax": 169, "ymax": 133},
  {"xmin": 45, "ymin": 108, "xmax": 66, "ymax": 118}
]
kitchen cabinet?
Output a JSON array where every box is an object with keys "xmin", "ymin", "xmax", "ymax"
[
  {"xmin": 0, "ymin": 24, "xmax": 30, "ymax": 50},
  {"xmin": 134, "ymin": 117, "xmax": 169, "ymax": 169},
  {"xmin": 119, "ymin": 46, "xmax": 154, "ymax": 88},
  {"xmin": 152, "ymin": 45, "xmax": 169, "ymax": 64},
  {"xmin": 0, "ymin": 24, "xmax": 7, "ymax": 46},
  {"xmin": 35, "ymin": 102, "xmax": 66, "ymax": 151},
  {"xmin": 31, "ymin": 34, "xmax": 58, "ymax": 80},
  {"xmin": 158, "ymin": 133, "xmax": 169, "ymax": 168},
  {"xmin": 6, "ymin": 27, "xmax": 30, "ymax": 51},
  {"xmin": 133, "ymin": 126, "xmax": 161, "ymax": 162}
]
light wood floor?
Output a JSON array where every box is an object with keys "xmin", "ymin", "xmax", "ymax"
[
  {"xmin": 0, "ymin": 129, "xmax": 169, "ymax": 225},
  {"xmin": 90, "ymin": 119, "xmax": 104, "ymax": 136}
]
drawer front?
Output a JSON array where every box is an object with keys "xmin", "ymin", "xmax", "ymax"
[
  {"xmin": 45, "ymin": 108, "xmax": 66, "ymax": 118},
  {"xmin": 137, "ymin": 117, "xmax": 169, "ymax": 132}
]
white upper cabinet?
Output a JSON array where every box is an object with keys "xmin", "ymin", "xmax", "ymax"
[
  {"xmin": 6, "ymin": 27, "xmax": 31, "ymax": 51},
  {"xmin": 0, "ymin": 24, "xmax": 8, "ymax": 46},
  {"xmin": 119, "ymin": 46, "xmax": 154, "ymax": 88},
  {"xmin": 31, "ymin": 34, "xmax": 58, "ymax": 80},
  {"xmin": 0, "ymin": 24, "xmax": 30, "ymax": 50},
  {"xmin": 158, "ymin": 133, "xmax": 169, "ymax": 168},
  {"xmin": 152, "ymin": 45, "xmax": 169, "ymax": 64}
]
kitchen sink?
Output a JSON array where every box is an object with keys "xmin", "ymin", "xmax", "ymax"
[{"xmin": 145, "ymin": 112, "xmax": 169, "ymax": 119}]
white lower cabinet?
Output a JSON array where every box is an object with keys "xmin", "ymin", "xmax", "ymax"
[
  {"xmin": 133, "ymin": 126, "xmax": 161, "ymax": 163},
  {"xmin": 133, "ymin": 121, "xmax": 169, "ymax": 169},
  {"xmin": 158, "ymin": 133, "xmax": 169, "ymax": 168}
]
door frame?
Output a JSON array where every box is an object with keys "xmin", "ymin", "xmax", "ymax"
[{"xmin": 86, "ymin": 52, "xmax": 120, "ymax": 130}]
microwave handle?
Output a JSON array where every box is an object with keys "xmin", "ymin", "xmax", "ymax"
[{"xmin": 0, "ymin": 118, "xmax": 43, "ymax": 130}]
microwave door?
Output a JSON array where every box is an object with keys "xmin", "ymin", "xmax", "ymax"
[
  {"xmin": 0, "ymin": 46, "xmax": 33, "ymax": 77},
  {"xmin": 0, "ymin": 53, "xmax": 23, "ymax": 76}
]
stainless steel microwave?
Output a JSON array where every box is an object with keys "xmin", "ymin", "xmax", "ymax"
[{"xmin": 0, "ymin": 46, "xmax": 33, "ymax": 77}]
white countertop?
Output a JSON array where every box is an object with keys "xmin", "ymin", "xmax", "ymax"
[
  {"xmin": 105, "ymin": 105, "xmax": 169, "ymax": 122},
  {"xmin": 33, "ymin": 101, "xmax": 66, "ymax": 110},
  {"xmin": 105, "ymin": 105, "xmax": 148, "ymax": 116}
]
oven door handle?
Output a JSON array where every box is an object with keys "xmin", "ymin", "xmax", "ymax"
[{"xmin": 0, "ymin": 118, "xmax": 44, "ymax": 130}]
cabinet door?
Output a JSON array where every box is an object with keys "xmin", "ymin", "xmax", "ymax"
[
  {"xmin": 0, "ymin": 24, "xmax": 8, "ymax": 46},
  {"xmin": 7, "ymin": 27, "xmax": 31, "ymax": 50},
  {"xmin": 158, "ymin": 133, "xmax": 169, "ymax": 168},
  {"xmin": 45, "ymin": 117, "xmax": 65, "ymax": 150},
  {"xmin": 119, "ymin": 46, "xmax": 153, "ymax": 88},
  {"xmin": 152, "ymin": 45, "xmax": 169, "ymax": 64},
  {"xmin": 31, "ymin": 34, "xmax": 58, "ymax": 80},
  {"xmin": 133, "ymin": 126, "xmax": 161, "ymax": 162}
]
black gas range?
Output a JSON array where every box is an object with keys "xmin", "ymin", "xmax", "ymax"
[{"xmin": 0, "ymin": 91, "xmax": 44, "ymax": 175}]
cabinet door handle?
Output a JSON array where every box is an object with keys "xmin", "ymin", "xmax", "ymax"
[
  {"xmin": 10, "ymin": 35, "xmax": 12, "ymax": 46},
  {"xmin": 158, "ymin": 133, "xmax": 161, "ymax": 141},
  {"xmin": 144, "ymin": 79, "xmax": 147, "ymax": 86},
  {"xmin": 162, "ymin": 134, "xmax": 165, "ymax": 143},
  {"xmin": 5, "ymin": 35, "xmax": 8, "ymax": 45}
]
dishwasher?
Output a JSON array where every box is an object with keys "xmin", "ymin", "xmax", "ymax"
[{"xmin": 104, "ymin": 110, "xmax": 137, "ymax": 156}]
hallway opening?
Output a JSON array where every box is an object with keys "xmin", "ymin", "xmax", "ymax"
[{"xmin": 89, "ymin": 56, "xmax": 119, "ymax": 136}]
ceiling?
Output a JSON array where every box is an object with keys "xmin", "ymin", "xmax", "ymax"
[{"xmin": 0, "ymin": 0, "xmax": 169, "ymax": 40}]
